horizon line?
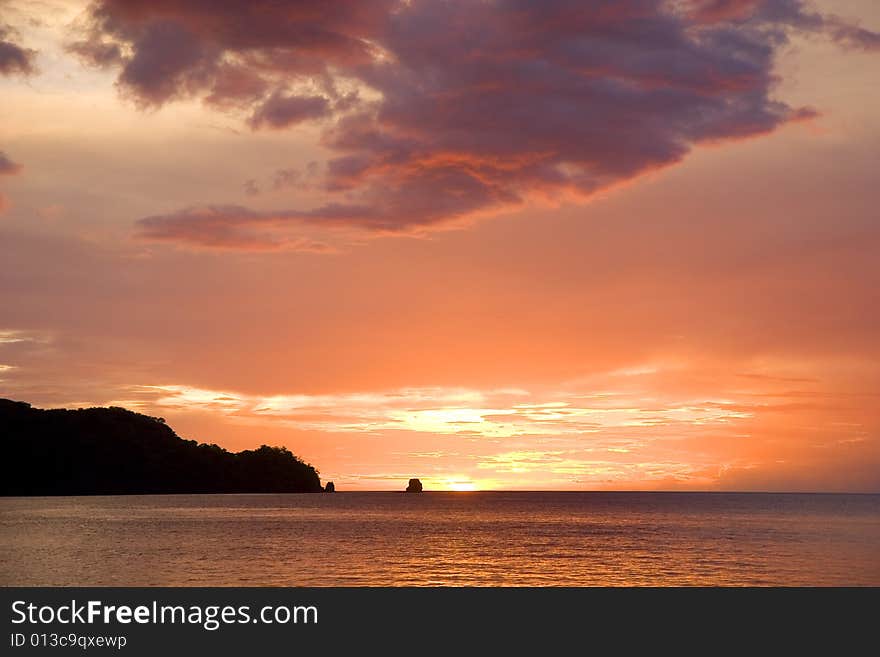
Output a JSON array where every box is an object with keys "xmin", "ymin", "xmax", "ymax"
[{"xmin": 5, "ymin": 490, "xmax": 878, "ymax": 497}]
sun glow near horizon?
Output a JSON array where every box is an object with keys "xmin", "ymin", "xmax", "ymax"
[
  {"xmin": 442, "ymin": 479, "xmax": 480, "ymax": 492},
  {"xmin": 0, "ymin": 0, "xmax": 878, "ymax": 493},
  {"xmin": 19, "ymin": 359, "xmax": 878, "ymax": 492}
]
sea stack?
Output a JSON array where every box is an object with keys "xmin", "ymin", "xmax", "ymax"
[
  {"xmin": 405, "ymin": 478, "xmax": 423, "ymax": 493},
  {"xmin": 324, "ymin": 481, "xmax": 335, "ymax": 493}
]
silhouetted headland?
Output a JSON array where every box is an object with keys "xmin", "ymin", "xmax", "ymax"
[
  {"xmin": 405, "ymin": 478, "xmax": 423, "ymax": 493},
  {"xmin": 0, "ymin": 399, "xmax": 323, "ymax": 495}
]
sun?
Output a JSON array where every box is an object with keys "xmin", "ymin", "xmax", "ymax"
[{"xmin": 446, "ymin": 480, "xmax": 478, "ymax": 492}]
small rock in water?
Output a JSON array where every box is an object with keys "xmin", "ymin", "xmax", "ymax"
[{"xmin": 405, "ymin": 478, "xmax": 423, "ymax": 493}]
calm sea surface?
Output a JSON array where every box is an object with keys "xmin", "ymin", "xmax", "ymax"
[{"xmin": 2, "ymin": 492, "xmax": 878, "ymax": 586}]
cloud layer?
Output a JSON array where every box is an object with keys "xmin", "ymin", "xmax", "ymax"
[
  {"xmin": 0, "ymin": 24, "xmax": 37, "ymax": 76},
  {"xmin": 67, "ymin": 0, "xmax": 879, "ymax": 249}
]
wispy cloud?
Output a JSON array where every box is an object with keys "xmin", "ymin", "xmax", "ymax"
[
  {"xmin": 135, "ymin": 381, "xmax": 751, "ymax": 438},
  {"xmin": 0, "ymin": 329, "xmax": 50, "ymax": 345}
]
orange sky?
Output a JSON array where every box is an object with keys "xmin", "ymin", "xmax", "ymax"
[{"xmin": 1, "ymin": 0, "xmax": 878, "ymax": 491}]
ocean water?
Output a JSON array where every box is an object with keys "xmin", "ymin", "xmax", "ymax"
[{"xmin": 1, "ymin": 492, "xmax": 878, "ymax": 586}]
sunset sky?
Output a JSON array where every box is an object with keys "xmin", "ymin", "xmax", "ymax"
[{"xmin": 1, "ymin": 0, "xmax": 878, "ymax": 491}]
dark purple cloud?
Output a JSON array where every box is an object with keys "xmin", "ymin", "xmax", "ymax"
[
  {"xmin": 0, "ymin": 152, "xmax": 22, "ymax": 176},
  {"xmin": 66, "ymin": 38, "xmax": 122, "ymax": 68},
  {"xmin": 0, "ymin": 25, "xmax": 36, "ymax": 76},
  {"xmin": 68, "ymin": 0, "xmax": 395, "ymax": 106},
  {"xmin": 247, "ymin": 91, "xmax": 331, "ymax": 129},
  {"xmin": 71, "ymin": 0, "xmax": 879, "ymax": 249},
  {"xmin": 824, "ymin": 18, "xmax": 880, "ymax": 51},
  {"xmin": 690, "ymin": 0, "xmax": 880, "ymax": 50}
]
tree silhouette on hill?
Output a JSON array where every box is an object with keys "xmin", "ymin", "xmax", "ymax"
[{"xmin": 0, "ymin": 399, "xmax": 323, "ymax": 495}]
